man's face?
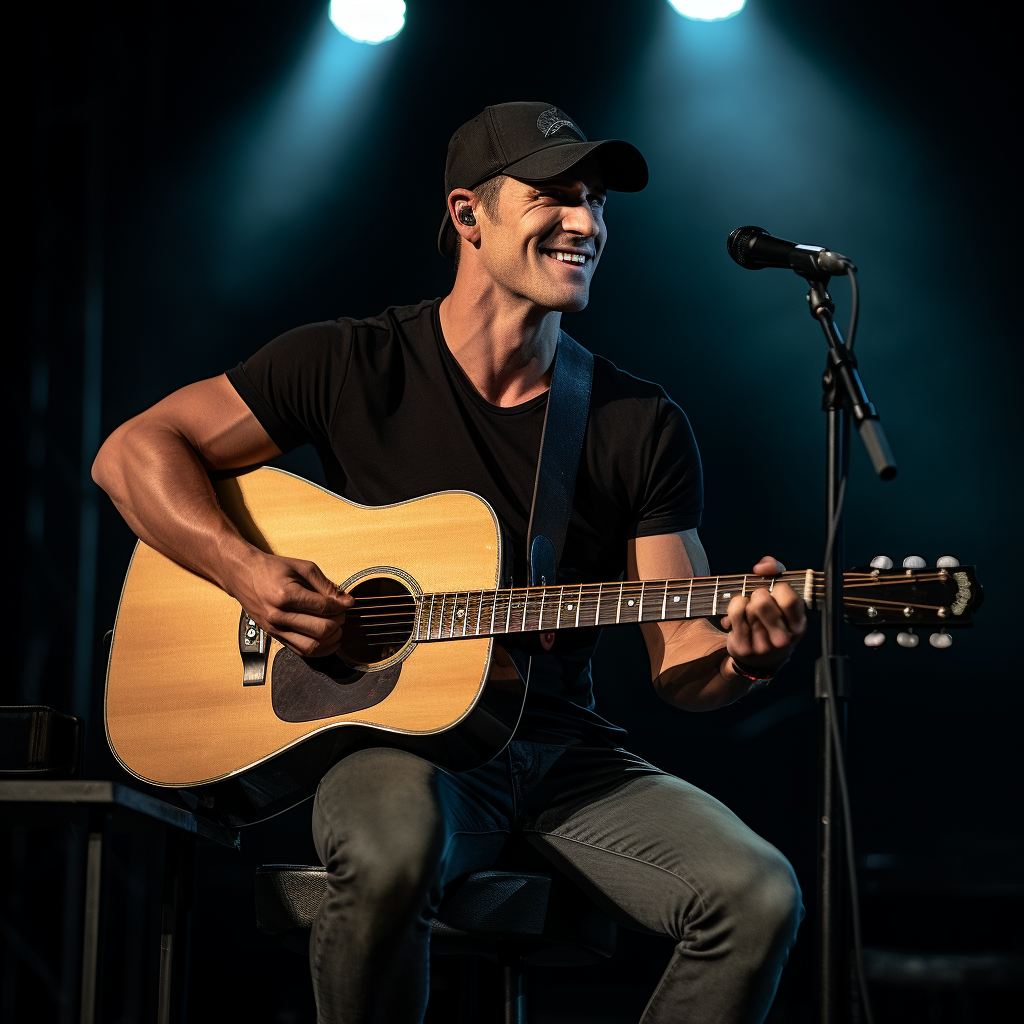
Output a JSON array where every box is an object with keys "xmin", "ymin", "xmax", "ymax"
[{"xmin": 474, "ymin": 172, "xmax": 608, "ymax": 313}]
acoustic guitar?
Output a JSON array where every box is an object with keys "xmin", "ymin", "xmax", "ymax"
[{"xmin": 104, "ymin": 467, "xmax": 982, "ymax": 826}]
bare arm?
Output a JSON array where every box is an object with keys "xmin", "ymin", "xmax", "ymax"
[
  {"xmin": 92, "ymin": 374, "xmax": 351, "ymax": 655},
  {"xmin": 629, "ymin": 530, "xmax": 806, "ymax": 711}
]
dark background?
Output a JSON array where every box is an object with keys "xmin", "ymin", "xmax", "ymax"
[{"xmin": 5, "ymin": 1, "xmax": 1021, "ymax": 1021}]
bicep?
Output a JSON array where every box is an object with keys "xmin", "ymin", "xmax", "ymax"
[
  {"xmin": 119, "ymin": 374, "xmax": 281, "ymax": 470},
  {"xmin": 628, "ymin": 528, "xmax": 708, "ymax": 582},
  {"xmin": 628, "ymin": 530, "xmax": 726, "ymax": 680}
]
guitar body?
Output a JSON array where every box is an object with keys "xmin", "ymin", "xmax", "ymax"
[{"xmin": 105, "ymin": 467, "xmax": 523, "ymax": 826}]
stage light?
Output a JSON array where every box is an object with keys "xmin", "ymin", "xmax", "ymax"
[
  {"xmin": 667, "ymin": 0, "xmax": 746, "ymax": 21},
  {"xmin": 329, "ymin": 0, "xmax": 406, "ymax": 44}
]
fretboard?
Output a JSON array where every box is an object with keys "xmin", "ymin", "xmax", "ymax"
[{"xmin": 412, "ymin": 571, "xmax": 820, "ymax": 642}]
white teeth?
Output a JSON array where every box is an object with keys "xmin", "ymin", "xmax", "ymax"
[{"xmin": 552, "ymin": 252, "xmax": 586, "ymax": 264}]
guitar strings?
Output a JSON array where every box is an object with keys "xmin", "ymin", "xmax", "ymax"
[
  {"xmin": 351, "ymin": 596, "xmax": 953, "ymax": 643},
  {"xmin": 348, "ymin": 590, "xmax": 952, "ymax": 620},
  {"xmin": 344, "ymin": 570, "xmax": 952, "ymax": 608},
  {"xmin": 345, "ymin": 576, "xmax": 953, "ymax": 620}
]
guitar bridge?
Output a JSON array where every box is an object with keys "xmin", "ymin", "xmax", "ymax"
[{"xmin": 239, "ymin": 609, "xmax": 270, "ymax": 686}]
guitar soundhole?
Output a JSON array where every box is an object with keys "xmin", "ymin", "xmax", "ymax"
[{"xmin": 338, "ymin": 576, "xmax": 416, "ymax": 669}]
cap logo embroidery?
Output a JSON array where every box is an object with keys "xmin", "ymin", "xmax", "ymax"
[{"xmin": 536, "ymin": 107, "xmax": 586, "ymax": 141}]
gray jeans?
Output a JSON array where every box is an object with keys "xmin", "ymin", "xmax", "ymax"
[{"xmin": 310, "ymin": 742, "xmax": 803, "ymax": 1024}]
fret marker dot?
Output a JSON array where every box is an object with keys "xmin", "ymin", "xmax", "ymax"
[
  {"xmin": 456, "ymin": 609, "xmax": 464, "ymax": 619},
  {"xmin": 627, "ymin": 599, "xmax": 635, "ymax": 607},
  {"xmin": 722, "ymin": 593, "xmax": 731, "ymax": 600},
  {"xmin": 567, "ymin": 603, "xmax": 574, "ymax": 610},
  {"xmin": 672, "ymin": 596, "xmax": 680, "ymax": 603}
]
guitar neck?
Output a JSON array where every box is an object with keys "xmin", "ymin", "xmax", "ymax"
[{"xmin": 412, "ymin": 571, "xmax": 821, "ymax": 642}]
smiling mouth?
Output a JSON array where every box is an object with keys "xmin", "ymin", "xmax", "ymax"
[{"xmin": 543, "ymin": 250, "xmax": 590, "ymax": 266}]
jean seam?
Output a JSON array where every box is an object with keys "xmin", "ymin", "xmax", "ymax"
[
  {"xmin": 444, "ymin": 827, "xmax": 509, "ymax": 840},
  {"xmin": 309, "ymin": 802, "xmax": 339, "ymax": 1001},
  {"xmin": 522, "ymin": 828, "xmax": 708, "ymax": 916}
]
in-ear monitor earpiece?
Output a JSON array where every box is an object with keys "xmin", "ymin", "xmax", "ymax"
[{"xmin": 458, "ymin": 206, "xmax": 476, "ymax": 226}]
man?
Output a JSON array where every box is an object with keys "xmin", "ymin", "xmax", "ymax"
[{"xmin": 93, "ymin": 102, "xmax": 806, "ymax": 1023}]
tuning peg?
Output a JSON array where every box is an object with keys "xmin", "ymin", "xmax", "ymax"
[
  {"xmin": 929, "ymin": 631, "xmax": 953, "ymax": 649},
  {"xmin": 903, "ymin": 555, "xmax": 927, "ymax": 569},
  {"xmin": 870, "ymin": 555, "xmax": 893, "ymax": 570},
  {"xmin": 863, "ymin": 631, "xmax": 886, "ymax": 647},
  {"xmin": 896, "ymin": 631, "xmax": 919, "ymax": 648},
  {"xmin": 936, "ymin": 555, "xmax": 960, "ymax": 568}
]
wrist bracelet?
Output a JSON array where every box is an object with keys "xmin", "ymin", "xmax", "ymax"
[{"xmin": 730, "ymin": 658, "xmax": 776, "ymax": 683}]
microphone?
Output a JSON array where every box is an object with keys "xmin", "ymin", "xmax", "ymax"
[{"xmin": 727, "ymin": 225, "xmax": 855, "ymax": 277}]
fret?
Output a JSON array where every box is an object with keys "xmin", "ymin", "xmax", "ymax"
[
  {"xmin": 711, "ymin": 576, "xmax": 721, "ymax": 617},
  {"xmin": 462, "ymin": 592, "xmax": 471, "ymax": 637},
  {"xmin": 556, "ymin": 586, "xmax": 566, "ymax": 629},
  {"xmin": 433, "ymin": 594, "xmax": 445, "ymax": 640},
  {"xmin": 615, "ymin": 583, "xmax": 624, "ymax": 624},
  {"xmin": 686, "ymin": 578, "xmax": 693, "ymax": 618},
  {"xmin": 638, "ymin": 581, "xmax": 646, "ymax": 622},
  {"xmin": 503, "ymin": 589, "xmax": 514, "ymax": 634},
  {"xmin": 474, "ymin": 590, "xmax": 484, "ymax": 636},
  {"xmin": 448, "ymin": 593, "xmax": 461, "ymax": 638},
  {"xmin": 490, "ymin": 589, "xmax": 499, "ymax": 635},
  {"xmin": 537, "ymin": 587, "xmax": 548, "ymax": 632},
  {"xmin": 574, "ymin": 585, "xmax": 583, "ymax": 629},
  {"xmin": 741, "ymin": 575, "xmax": 748, "ymax": 597},
  {"xmin": 661, "ymin": 580, "xmax": 669, "ymax": 620},
  {"xmin": 595, "ymin": 583, "xmax": 603, "ymax": 626}
]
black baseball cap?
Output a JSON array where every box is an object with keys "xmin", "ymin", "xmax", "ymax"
[{"xmin": 438, "ymin": 101, "xmax": 649, "ymax": 259}]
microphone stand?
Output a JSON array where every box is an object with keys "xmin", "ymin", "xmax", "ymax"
[{"xmin": 802, "ymin": 275, "xmax": 896, "ymax": 1024}]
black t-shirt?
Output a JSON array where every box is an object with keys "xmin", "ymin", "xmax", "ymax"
[{"xmin": 227, "ymin": 298, "xmax": 703, "ymax": 744}]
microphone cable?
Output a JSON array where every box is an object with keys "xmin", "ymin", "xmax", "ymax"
[{"xmin": 845, "ymin": 265, "xmax": 860, "ymax": 351}]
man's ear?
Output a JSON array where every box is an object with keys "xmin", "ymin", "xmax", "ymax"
[{"xmin": 447, "ymin": 188, "xmax": 481, "ymax": 247}]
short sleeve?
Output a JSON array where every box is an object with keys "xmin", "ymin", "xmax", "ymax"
[
  {"xmin": 629, "ymin": 398, "xmax": 703, "ymax": 537},
  {"xmin": 225, "ymin": 320, "xmax": 352, "ymax": 454}
]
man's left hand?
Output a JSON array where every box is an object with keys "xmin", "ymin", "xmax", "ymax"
[{"xmin": 720, "ymin": 556, "xmax": 807, "ymax": 676}]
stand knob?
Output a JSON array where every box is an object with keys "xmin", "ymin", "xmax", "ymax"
[
  {"xmin": 864, "ymin": 631, "xmax": 886, "ymax": 647},
  {"xmin": 896, "ymin": 631, "xmax": 920, "ymax": 648},
  {"xmin": 936, "ymin": 555, "xmax": 960, "ymax": 568},
  {"xmin": 870, "ymin": 555, "xmax": 893, "ymax": 570},
  {"xmin": 929, "ymin": 632, "xmax": 953, "ymax": 649},
  {"xmin": 903, "ymin": 555, "xmax": 927, "ymax": 569}
]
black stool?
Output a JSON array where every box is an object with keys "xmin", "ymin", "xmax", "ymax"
[{"xmin": 255, "ymin": 864, "xmax": 617, "ymax": 1023}]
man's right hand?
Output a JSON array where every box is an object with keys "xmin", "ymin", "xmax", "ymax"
[{"xmin": 232, "ymin": 552, "xmax": 354, "ymax": 658}]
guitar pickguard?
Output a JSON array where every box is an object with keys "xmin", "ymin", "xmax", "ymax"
[{"xmin": 270, "ymin": 649, "xmax": 403, "ymax": 722}]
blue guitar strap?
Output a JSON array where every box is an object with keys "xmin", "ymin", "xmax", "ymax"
[{"xmin": 526, "ymin": 331, "xmax": 594, "ymax": 587}]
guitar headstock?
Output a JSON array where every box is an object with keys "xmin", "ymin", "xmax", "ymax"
[{"xmin": 844, "ymin": 555, "xmax": 983, "ymax": 649}]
